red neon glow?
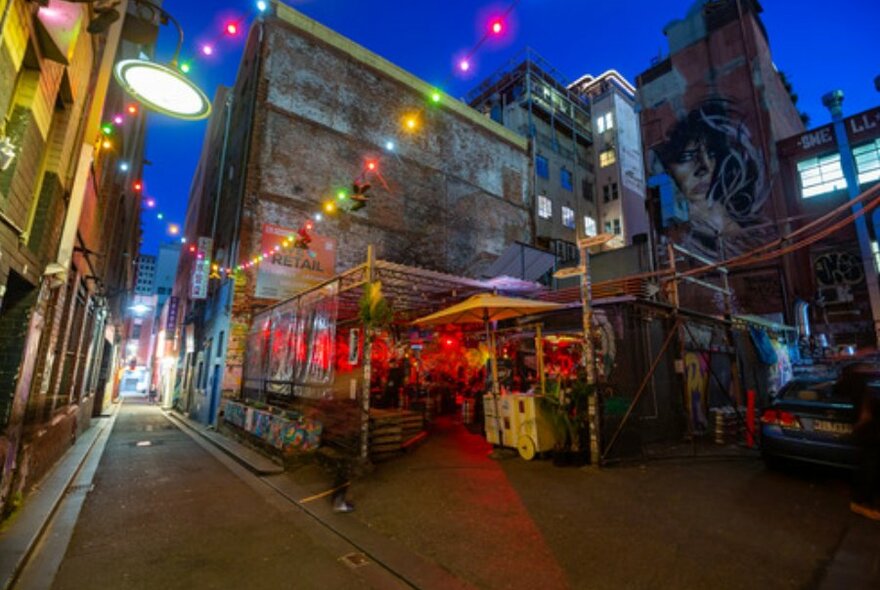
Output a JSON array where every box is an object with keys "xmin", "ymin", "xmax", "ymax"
[
  {"xmin": 366, "ymin": 160, "xmax": 377, "ymax": 171},
  {"xmin": 133, "ymin": 181, "xmax": 142, "ymax": 191},
  {"xmin": 491, "ymin": 20, "xmax": 503, "ymax": 34},
  {"xmin": 225, "ymin": 22, "xmax": 238, "ymax": 35},
  {"xmin": 189, "ymin": 245, "xmax": 196, "ymax": 253}
]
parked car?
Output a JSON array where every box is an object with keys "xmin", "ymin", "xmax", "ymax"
[{"xmin": 761, "ymin": 373, "xmax": 870, "ymax": 470}]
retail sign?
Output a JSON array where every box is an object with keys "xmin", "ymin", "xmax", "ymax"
[
  {"xmin": 166, "ymin": 296, "xmax": 179, "ymax": 332},
  {"xmin": 255, "ymin": 223, "xmax": 336, "ymax": 300},
  {"xmin": 191, "ymin": 237, "xmax": 212, "ymax": 300}
]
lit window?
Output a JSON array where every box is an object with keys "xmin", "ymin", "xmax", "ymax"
[
  {"xmin": 797, "ymin": 153, "xmax": 847, "ymax": 198},
  {"xmin": 584, "ymin": 216, "xmax": 597, "ymax": 236},
  {"xmin": 562, "ymin": 206, "xmax": 575, "ymax": 229},
  {"xmin": 536, "ymin": 155, "xmax": 549, "ymax": 179},
  {"xmin": 600, "ymin": 149, "xmax": 616, "ymax": 167},
  {"xmin": 604, "ymin": 111, "xmax": 614, "ymax": 130},
  {"xmin": 538, "ymin": 195, "xmax": 553, "ymax": 219},
  {"xmin": 854, "ymin": 139, "xmax": 880, "ymax": 185},
  {"xmin": 560, "ymin": 168, "xmax": 573, "ymax": 191},
  {"xmin": 597, "ymin": 116, "xmax": 605, "ymax": 134}
]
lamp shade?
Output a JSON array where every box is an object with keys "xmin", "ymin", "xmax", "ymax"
[{"xmin": 114, "ymin": 59, "xmax": 211, "ymax": 121}]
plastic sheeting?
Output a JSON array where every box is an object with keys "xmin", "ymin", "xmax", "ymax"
[{"xmin": 243, "ymin": 283, "xmax": 339, "ymax": 398}]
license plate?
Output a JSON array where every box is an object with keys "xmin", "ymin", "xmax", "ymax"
[{"xmin": 813, "ymin": 420, "xmax": 852, "ymax": 435}]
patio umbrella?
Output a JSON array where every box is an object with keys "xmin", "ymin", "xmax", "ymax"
[{"xmin": 412, "ymin": 293, "xmax": 564, "ymax": 445}]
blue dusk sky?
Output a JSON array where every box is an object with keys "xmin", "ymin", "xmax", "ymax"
[{"xmin": 136, "ymin": 0, "xmax": 880, "ymax": 255}]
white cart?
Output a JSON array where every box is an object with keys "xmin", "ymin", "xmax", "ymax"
[{"xmin": 484, "ymin": 393, "xmax": 557, "ymax": 460}]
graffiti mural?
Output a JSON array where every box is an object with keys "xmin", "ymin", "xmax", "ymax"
[
  {"xmin": 814, "ymin": 251, "xmax": 864, "ymax": 287},
  {"xmin": 767, "ymin": 340, "xmax": 793, "ymax": 395},
  {"xmin": 651, "ymin": 98, "xmax": 770, "ymax": 258},
  {"xmin": 684, "ymin": 352, "xmax": 710, "ymax": 434}
]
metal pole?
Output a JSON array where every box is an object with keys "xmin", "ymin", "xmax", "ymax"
[
  {"xmin": 536, "ymin": 324, "xmax": 545, "ymax": 395},
  {"xmin": 823, "ymin": 91, "xmax": 880, "ymax": 348},
  {"xmin": 581, "ymin": 243, "xmax": 601, "ymax": 467}
]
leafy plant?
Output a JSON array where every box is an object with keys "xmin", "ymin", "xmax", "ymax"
[
  {"xmin": 359, "ymin": 281, "xmax": 393, "ymax": 337},
  {"xmin": 540, "ymin": 370, "xmax": 595, "ymax": 456}
]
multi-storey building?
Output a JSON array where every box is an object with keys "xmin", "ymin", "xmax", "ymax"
[
  {"xmin": 468, "ymin": 50, "xmax": 595, "ymax": 274},
  {"xmin": 570, "ymin": 70, "xmax": 650, "ymax": 249},
  {"xmin": 135, "ymin": 254, "xmax": 157, "ymax": 295},
  {"xmin": 0, "ymin": 0, "xmax": 148, "ymax": 515},
  {"xmin": 174, "ymin": 4, "xmax": 532, "ymax": 424},
  {"xmin": 636, "ymin": 0, "xmax": 806, "ymax": 320},
  {"xmin": 153, "ymin": 241, "xmax": 180, "ymax": 309}
]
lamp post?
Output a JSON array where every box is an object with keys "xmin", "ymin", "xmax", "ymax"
[
  {"xmin": 554, "ymin": 232, "xmax": 613, "ymax": 467},
  {"xmin": 822, "ymin": 90, "xmax": 880, "ymax": 348}
]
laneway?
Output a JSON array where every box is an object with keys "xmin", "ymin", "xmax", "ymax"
[{"xmin": 40, "ymin": 399, "xmax": 388, "ymax": 590}]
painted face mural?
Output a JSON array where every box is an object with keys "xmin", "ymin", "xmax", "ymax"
[{"xmin": 654, "ymin": 99, "xmax": 769, "ymax": 257}]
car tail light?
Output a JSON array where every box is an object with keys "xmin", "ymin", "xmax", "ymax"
[{"xmin": 761, "ymin": 409, "xmax": 801, "ymax": 429}]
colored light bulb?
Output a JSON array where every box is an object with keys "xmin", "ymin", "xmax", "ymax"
[
  {"xmin": 179, "ymin": 62, "xmax": 191, "ymax": 74},
  {"xmin": 133, "ymin": 181, "xmax": 142, "ymax": 191},
  {"xmin": 337, "ymin": 191, "xmax": 347, "ymax": 200},
  {"xmin": 366, "ymin": 161, "xmax": 377, "ymax": 171},
  {"xmin": 431, "ymin": 91, "xmax": 441, "ymax": 103},
  {"xmin": 225, "ymin": 22, "xmax": 238, "ymax": 35},
  {"xmin": 127, "ymin": 104, "xmax": 138, "ymax": 115},
  {"xmin": 385, "ymin": 141, "xmax": 395, "ymax": 151},
  {"xmin": 119, "ymin": 162, "xmax": 129, "ymax": 172},
  {"xmin": 256, "ymin": 0, "xmax": 268, "ymax": 12},
  {"xmin": 113, "ymin": 115, "xmax": 124, "ymax": 125},
  {"xmin": 201, "ymin": 45, "xmax": 213, "ymax": 56},
  {"xmin": 157, "ymin": 213, "xmax": 164, "ymax": 220},
  {"xmin": 491, "ymin": 20, "xmax": 503, "ymax": 35},
  {"xmin": 101, "ymin": 124, "xmax": 112, "ymax": 135},
  {"xmin": 459, "ymin": 59, "xmax": 470, "ymax": 72},
  {"xmin": 324, "ymin": 201, "xmax": 336, "ymax": 213},
  {"xmin": 102, "ymin": 139, "xmax": 112, "ymax": 149}
]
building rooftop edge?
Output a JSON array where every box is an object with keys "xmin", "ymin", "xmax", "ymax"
[
  {"xmin": 274, "ymin": 3, "xmax": 528, "ymax": 152},
  {"xmin": 569, "ymin": 69, "xmax": 637, "ymax": 96}
]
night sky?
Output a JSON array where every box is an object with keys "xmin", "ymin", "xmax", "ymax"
[{"xmin": 136, "ymin": 0, "xmax": 880, "ymax": 255}]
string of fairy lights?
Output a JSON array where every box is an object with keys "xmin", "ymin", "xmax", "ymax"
[{"xmin": 107, "ymin": 0, "xmax": 520, "ymax": 279}]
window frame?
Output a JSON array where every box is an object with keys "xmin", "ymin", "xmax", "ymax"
[{"xmin": 537, "ymin": 194, "xmax": 553, "ymax": 220}]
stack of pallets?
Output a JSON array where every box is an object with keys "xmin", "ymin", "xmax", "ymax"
[{"xmin": 369, "ymin": 409, "xmax": 425, "ymax": 462}]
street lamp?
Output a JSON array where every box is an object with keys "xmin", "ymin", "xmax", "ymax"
[{"xmin": 111, "ymin": 0, "xmax": 212, "ymax": 120}]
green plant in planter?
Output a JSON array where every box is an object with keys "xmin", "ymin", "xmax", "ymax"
[{"xmin": 540, "ymin": 371, "xmax": 594, "ymax": 460}]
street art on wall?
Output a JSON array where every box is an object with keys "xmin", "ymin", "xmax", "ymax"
[
  {"xmin": 814, "ymin": 251, "xmax": 864, "ymax": 287},
  {"xmin": 651, "ymin": 98, "xmax": 770, "ymax": 258},
  {"xmin": 685, "ymin": 352, "xmax": 710, "ymax": 434},
  {"xmin": 767, "ymin": 340, "xmax": 793, "ymax": 395},
  {"xmin": 223, "ymin": 400, "xmax": 323, "ymax": 453}
]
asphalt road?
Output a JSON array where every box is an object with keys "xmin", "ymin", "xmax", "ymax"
[
  {"xmin": 347, "ymin": 417, "xmax": 873, "ymax": 590},
  {"xmin": 45, "ymin": 400, "xmax": 388, "ymax": 590}
]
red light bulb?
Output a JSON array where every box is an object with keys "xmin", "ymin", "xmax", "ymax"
[
  {"xmin": 127, "ymin": 104, "xmax": 138, "ymax": 115},
  {"xmin": 133, "ymin": 181, "xmax": 142, "ymax": 191},
  {"xmin": 491, "ymin": 20, "xmax": 503, "ymax": 35},
  {"xmin": 225, "ymin": 22, "xmax": 238, "ymax": 35},
  {"xmin": 366, "ymin": 161, "xmax": 377, "ymax": 171}
]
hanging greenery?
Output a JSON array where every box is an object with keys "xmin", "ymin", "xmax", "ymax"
[{"xmin": 359, "ymin": 281, "xmax": 393, "ymax": 335}]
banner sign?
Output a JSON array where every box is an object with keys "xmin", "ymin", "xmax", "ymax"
[
  {"xmin": 190, "ymin": 237, "xmax": 212, "ymax": 300},
  {"xmin": 166, "ymin": 296, "xmax": 179, "ymax": 332},
  {"xmin": 255, "ymin": 224, "xmax": 336, "ymax": 300}
]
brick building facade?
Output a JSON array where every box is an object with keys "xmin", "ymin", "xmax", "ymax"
[
  {"xmin": 174, "ymin": 4, "xmax": 533, "ymax": 423},
  {"xmin": 0, "ymin": 0, "xmax": 146, "ymax": 515},
  {"xmin": 636, "ymin": 0, "xmax": 806, "ymax": 319}
]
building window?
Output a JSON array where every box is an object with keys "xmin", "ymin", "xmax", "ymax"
[
  {"xmin": 560, "ymin": 168, "xmax": 573, "ymax": 191},
  {"xmin": 602, "ymin": 183, "xmax": 619, "ymax": 202},
  {"xmin": 596, "ymin": 111, "xmax": 613, "ymax": 134},
  {"xmin": 797, "ymin": 153, "xmax": 847, "ymax": 198},
  {"xmin": 562, "ymin": 206, "xmax": 575, "ymax": 229},
  {"xmin": 584, "ymin": 216, "xmax": 597, "ymax": 237},
  {"xmin": 613, "ymin": 218, "xmax": 621, "ymax": 235},
  {"xmin": 600, "ymin": 149, "xmax": 616, "ymax": 168},
  {"xmin": 538, "ymin": 195, "xmax": 552, "ymax": 219},
  {"xmin": 582, "ymin": 180, "xmax": 593, "ymax": 201},
  {"xmin": 854, "ymin": 139, "xmax": 880, "ymax": 185},
  {"xmin": 536, "ymin": 155, "xmax": 549, "ymax": 179},
  {"xmin": 604, "ymin": 220, "xmax": 612, "ymax": 234}
]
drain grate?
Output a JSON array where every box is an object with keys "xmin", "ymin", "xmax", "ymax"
[
  {"xmin": 67, "ymin": 483, "xmax": 94, "ymax": 494},
  {"xmin": 339, "ymin": 553, "xmax": 369, "ymax": 568}
]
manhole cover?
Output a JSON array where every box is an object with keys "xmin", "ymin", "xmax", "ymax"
[{"xmin": 339, "ymin": 553, "xmax": 369, "ymax": 568}]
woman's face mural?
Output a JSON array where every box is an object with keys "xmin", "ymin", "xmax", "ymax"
[{"xmin": 654, "ymin": 99, "xmax": 769, "ymax": 257}]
